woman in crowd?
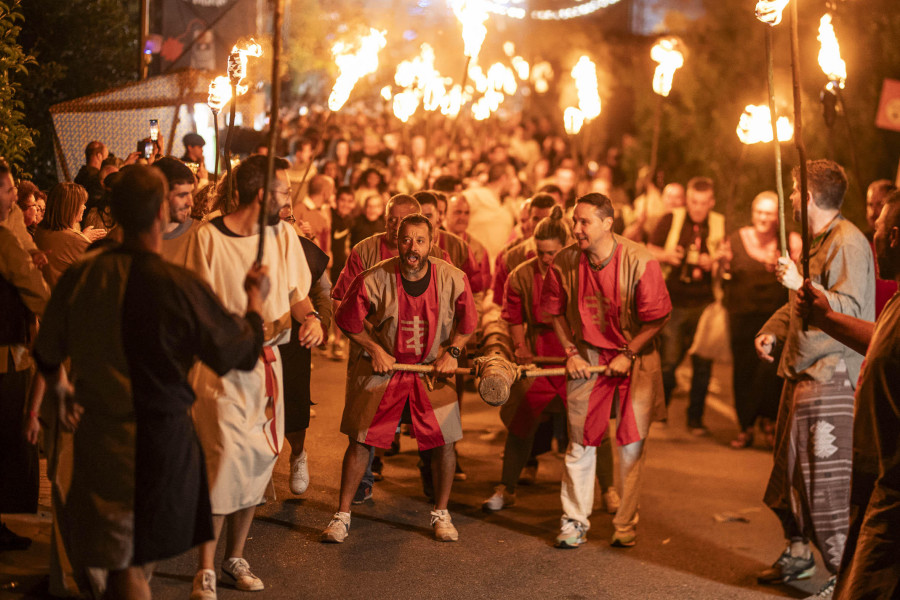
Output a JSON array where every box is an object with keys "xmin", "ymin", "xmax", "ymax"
[
  {"xmin": 718, "ymin": 191, "xmax": 800, "ymax": 449},
  {"xmin": 34, "ymin": 183, "xmax": 106, "ymax": 287},
  {"xmin": 353, "ymin": 167, "xmax": 386, "ymax": 208},
  {"xmin": 349, "ymin": 193, "xmax": 385, "ymax": 248},
  {"xmin": 16, "ymin": 181, "xmax": 41, "ymax": 238}
]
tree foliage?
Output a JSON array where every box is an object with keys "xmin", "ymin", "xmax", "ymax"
[{"xmin": 0, "ymin": 0, "xmax": 37, "ymax": 175}]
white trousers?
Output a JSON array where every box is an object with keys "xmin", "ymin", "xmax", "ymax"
[{"xmin": 560, "ymin": 439, "xmax": 646, "ymax": 534}]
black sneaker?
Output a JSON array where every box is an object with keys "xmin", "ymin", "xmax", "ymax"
[
  {"xmin": 757, "ymin": 548, "xmax": 816, "ymax": 584},
  {"xmin": 372, "ymin": 456, "xmax": 384, "ymax": 482},
  {"xmin": 352, "ymin": 484, "xmax": 373, "ymax": 505},
  {"xmin": 0, "ymin": 523, "xmax": 32, "ymax": 552},
  {"xmin": 806, "ymin": 575, "xmax": 836, "ymax": 599}
]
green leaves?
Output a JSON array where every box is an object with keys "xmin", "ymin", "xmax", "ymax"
[{"xmin": 0, "ymin": 0, "xmax": 37, "ymax": 175}]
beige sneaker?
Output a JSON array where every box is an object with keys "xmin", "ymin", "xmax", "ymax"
[
  {"xmin": 289, "ymin": 450, "xmax": 309, "ymax": 495},
  {"xmin": 221, "ymin": 557, "xmax": 264, "ymax": 591},
  {"xmin": 430, "ymin": 509, "xmax": 459, "ymax": 542},
  {"xmin": 320, "ymin": 512, "xmax": 351, "ymax": 543},
  {"xmin": 601, "ymin": 488, "xmax": 620, "ymax": 514},
  {"xmin": 190, "ymin": 569, "xmax": 217, "ymax": 600},
  {"xmin": 482, "ymin": 484, "xmax": 516, "ymax": 512}
]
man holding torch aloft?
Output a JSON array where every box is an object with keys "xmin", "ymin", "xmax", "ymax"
[
  {"xmin": 754, "ymin": 159, "xmax": 873, "ymax": 592},
  {"xmin": 541, "ymin": 193, "xmax": 671, "ymax": 549},
  {"xmin": 320, "ymin": 214, "xmax": 477, "ymax": 543}
]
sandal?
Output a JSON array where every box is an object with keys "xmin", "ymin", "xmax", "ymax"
[{"xmin": 730, "ymin": 430, "xmax": 754, "ymax": 449}]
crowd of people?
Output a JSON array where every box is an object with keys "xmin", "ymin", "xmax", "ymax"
[{"xmin": 0, "ymin": 109, "xmax": 898, "ymax": 600}]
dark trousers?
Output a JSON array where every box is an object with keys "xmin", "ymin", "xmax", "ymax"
[
  {"xmin": 659, "ymin": 303, "xmax": 712, "ymax": 424},
  {"xmin": 728, "ymin": 311, "xmax": 782, "ymax": 430},
  {"xmin": 0, "ymin": 359, "xmax": 38, "ymax": 515}
]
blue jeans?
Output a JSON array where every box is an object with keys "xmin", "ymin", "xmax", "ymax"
[{"xmin": 658, "ymin": 303, "xmax": 713, "ymax": 424}]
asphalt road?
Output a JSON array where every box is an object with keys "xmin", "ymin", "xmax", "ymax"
[{"xmin": 3, "ymin": 356, "xmax": 832, "ymax": 600}]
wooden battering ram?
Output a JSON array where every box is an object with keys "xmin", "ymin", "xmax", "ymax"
[{"xmin": 391, "ymin": 305, "xmax": 606, "ymax": 407}]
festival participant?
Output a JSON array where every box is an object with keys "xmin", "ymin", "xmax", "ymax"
[
  {"xmin": 0, "ymin": 159, "xmax": 50, "ymax": 554},
  {"xmin": 795, "ymin": 188, "xmax": 900, "ymax": 600},
  {"xmin": 294, "ymin": 174, "xmax": 333, "ymax": 250},
  {"xmin": 184, "ymin": 155, "xmax": 321, "ymax": 597},
  {"xmin": 541, "ymin": 193, "xmax": 671, "ymax": 549},
  {"xmin": 863, "ymin": 179, "xmax": 898, "ymax": 315},
  {"xmin": 444, "ymin": 193, "xmax": 493, "ymax": 298},
  {"xmin": 647, "ymin": 176, "xmax": 724, "ymax": 433},
  {"xmin": 33, "ymin": 165, "xmax": 267, "ymax": 599},
  {"xmin": 754, "ymin": 160, "xmax": 874, "ymax": 595},
  {"xmin": 492, "ymin": 194, "xmax": 557, "ymax": 306},
  {"xmin": 327, "ymin": 186, "xmax": 357, "ymax": 359},
  {"xmin": 320, "ymin": 214, "xmax": 477, "ymax": 543},
  {"xmin": 155, "ymin": 157, "xmax": 198, "ymax": 265},
  {"xmin": 463, "ymin": 163, "xmax": 515, "ymax": 262},
  {"xmin": 415, "ymin": 191, "xmax": 483, "ymax": 294},
  {"xmin": 718, "ymin": 191, "xmax": 800, "ymax": 449}
]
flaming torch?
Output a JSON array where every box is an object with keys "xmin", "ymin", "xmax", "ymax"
[
  {"xmin": 447, "ymin": 0, "xmax": 490, "ymax": 154},
  {"xmin": 817, "ymin": 13, "xmax": 863, "ymax": 200},
  {"xmin": 207, "ymin": 75, "xmax": 233, "ymax": 184},
  {"xmin": 648, "ymin": 36, "xmax": 685, "ymax": 183},
  {"xmin": 755, "ymin": 0, "xmax": 791, "ymax": 256},
  {"xmin": 571, "ymin": 56, "xmax": 602, "ymax": 163},
  {"xmin": 328, "ymin": 28, "xmax": 388, "ymax": 112},
  {"xmin": 223, "ymin": 37, "xmax": 262, "ymax": 208},
  {"xmin": 257, "ymin": 0, "xmax": 285, "ymax": 264}
]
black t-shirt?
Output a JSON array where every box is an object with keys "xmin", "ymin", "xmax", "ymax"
[
  {"xmin": 649, "ymin": 212, "xmax": 714, "ymax": 307},
  {"xmin": 401, "ymin": 260, "xmax": 432, "ymax": 297}
]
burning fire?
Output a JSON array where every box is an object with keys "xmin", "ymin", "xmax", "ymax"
[
  {"xmin": 392, "ymin": 90, "xmax": 419, "ymax": 123},
  {"xmin": 208, "ymin": 76, "xmax": 235, "ymax": 112},
  {"xmin": 651, "ymin": 37, "xmax": 684, "ymax": 97},
  {"xmin": 817, "ymin": 14, "xmax": 846, "ymax": 89},
  {"xmin": 571, "ymin": 56, "xmax": 601, "ymax": 120},
  {"xmin": 450, "ymin": 0, "xmax": 489, "ymax": 60},
  {"xmin": 531, "ymin": 61, "xmax": 553, "ymax": 94},
  {"xmin": 228, "ymin": 37, "xmax": 263, "ymax": 85},
  {"xmin": 755, "ymin": 0, "xmax": 790, "ymax": 26},
  {"xmin": 564, "ymin": 107, "xmax": 585, "ymax": 135},
  {"xmin": 736, "ymin": 105, "xmax": 793, "ymax": 144},
  {"xmin": 328, "ymin": 28, "xmax": 388, "ymax": 112}
]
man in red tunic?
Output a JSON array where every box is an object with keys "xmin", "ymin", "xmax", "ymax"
[
  {"xmin": 492, "ymin": 193, "xmax": 557, "ymax": 306},
  {"xmin": 541, "ymin": 193, "xmax": 671, "ymax": 549},
  {"xmin": 321, "ymin": 214, "xmax": 477, "ymax": 543}
]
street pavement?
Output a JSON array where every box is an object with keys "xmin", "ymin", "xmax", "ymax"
[{"xmin": 2, "ymin": 355, "xmax": 833, "ymax": 600}]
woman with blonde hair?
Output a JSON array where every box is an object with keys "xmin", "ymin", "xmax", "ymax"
[{"xmin": 34, "ymin": 183, "xmax": 106, "ymax": 287}]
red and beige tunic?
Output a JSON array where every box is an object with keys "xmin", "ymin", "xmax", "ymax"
[
  {"xmin": 499, "ymin": 257, "xmax": 567, "ymax": 438},
  {"xmin": 540, "ymin": 237, "xmax": 671, "ymax": 446},
  {"xmin": 436, "ymin": 229, "xmax": 486, "ymax": 293},
  {"xmin": 459, "ymin": 231, "xmax": 492, "ymax": 294},
  {"xmin": 492, "ymin": 237, "xmax": 536, "ymax": 305},
  {"xmin": 184, "ymin": 218, "xmax": 311, "ymax": 514},
  {"xmin": 335, "ymin": 257, "xmax": 477, "ymax": 450},
  {"xmin": 332, "ymin": 231, "xmax": 450, "ymax": 301}
]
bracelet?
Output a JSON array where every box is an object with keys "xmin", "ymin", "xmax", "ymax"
[
  {"xmin": 305, "ymin": 310, "xmax": 322, "ymax": 321},
  {"xmin": 29, "ymin": 410, "xmax": 38, "ymax": 419},
  {"xmin": 564, "ymin": 346, "xmax": 579, "ymax": 359},
  {"xmin": 618, "ymin": 345, "xmax": 636, "ymax": 361}
]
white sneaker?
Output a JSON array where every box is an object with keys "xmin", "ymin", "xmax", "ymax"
[
  {"xmin": 482, "ymin": 484, "xmax": 517, "ymax": 512},
  {"xmin": 190, "ymin": 569, "xmax": 217, "ymax": 600},
  {"xmin": 321, "ymin": 512, "xmax": 351, "ymax": 543},
  {"xmin": 430, "ymin": 509, "xmax": 459, "ymax": 542},
  {"xmin": 289, "ymin": 450, "xmax": 309, "ymax": 495},
  {"xmin": 601, "ymin": 488, "xmax": 620, "ymax": 514},
  {"xmin": 221, "ymin": 557, "xmax": 264, "ymax": 591}
]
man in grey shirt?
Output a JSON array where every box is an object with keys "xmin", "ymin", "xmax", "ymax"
[{"xmin": 754, "ymin": 159, "xmax": 874, "ymax": 598}]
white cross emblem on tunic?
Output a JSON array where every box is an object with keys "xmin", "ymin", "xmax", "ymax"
[
  {"xmin": 584, "ymin": 294, "xmax": 610, "ymax": 331},
  {"xmin": 400, "ymin": 316, "xmax": 426, "ymax": 355}
]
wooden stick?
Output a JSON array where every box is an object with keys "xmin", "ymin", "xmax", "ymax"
[
  {"xmin": 648, "ymin": 92, "xmax": 663, "ymax": 183},
  {"xmin": 765, "ymin": 27, "xmax": 788, "ymax": 256},
  {"xmin": 257, "ymin": 0, "xmax": 285, "ymax": 264},
  {"xmin": 531, "ymin": 356, "xmax": 567, "ymax": 364},
  {"xmin": 392, "ymin": 363, "xmax": 473, "ymax": 376},
  {"xmin": 522, "ymin": 365, "xmax": 608, "ymax": 378},
  {"xmin": 789, "ymin": 0, "xmax": 809, "ymax": 282},
  {"xmin": 211, "ymin": 109, "xmax": 220, "ymax": 184}
]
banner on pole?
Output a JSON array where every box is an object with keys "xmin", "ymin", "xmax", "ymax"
[{"xmin": 875, "ymin": 78, "xmax": 900, "ymax": 133}]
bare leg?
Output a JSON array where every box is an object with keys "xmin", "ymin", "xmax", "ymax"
[
  {"xmin": 338, "ymin": 439, "xmax": 372, "ymax": 513},
  {"xmin": 431, "ymin": 443, "xmax": 456, "ymax": 510},
  {"xmin": 104, "ymin": 567, "xmax": 150, "ymax": 600},
  {"xmin": 197, "ymin": 514, "xmax": 226, "ymax": 571},
  {"xmin": 286, "ymin": 429, "xmax": 307, "ymax": 457},
  {"xmin": 223, "ymin": 506, "xmax": 256, "ymax": 560}
]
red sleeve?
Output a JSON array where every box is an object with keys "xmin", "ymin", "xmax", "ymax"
[
  {"xmin": 491, "ymin": 254, "xmax": 509, "ymax": 306},
  {"xmin": 332, "ymin": 249, "xmax": 364, "ymax": 300},
  {"xmin": 334, "ymin": 272, "xmax": 372, "ymax": 334},
  {"xmin": 634, "ymin": 260, "xmax": 672, "ymax": 322},
  {"xmin": 539, "ymin": 266, "xmax": 566, "ymax": 317},
  {"xmin": 500, "ymin": 276, "xmax": 524, "ymax": 325},
  {"xmin": 462, "ymin": 246, "xmax": 485, "ymax": 293},
  {"xmin": 477, "ymin": 251, "xmax": 492, "ymax": 293},
  {"xmin": 454, "ymin": 275, "xmax": 478, "ymax": 335}
]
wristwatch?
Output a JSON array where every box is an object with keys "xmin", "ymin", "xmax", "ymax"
[{"xmin": 448, "ymin": 345, "xmax": 462, "ymax": 359}]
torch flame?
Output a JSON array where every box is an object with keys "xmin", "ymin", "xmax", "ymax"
[
  {"xmin": 511, "ymin": 56, "xmax": 530, "ymax": 81},
  {"xmin": 392, "ymin": 90, "xmax": 420, "ymax": 123},
  {"xmin": 564, "ymin": 107, "xmax": 585, "ymax": 135},
  {"xmin": 817, "ymin": 14, "xmax": 846, "ymax": 89},
  {"xmin": 381, "ymin": 85, "xmax": 393, "ymax": 101},
  {"xmin": 228, "ymin": 37, "xmax": 263, "ymax": 85},
  {"xmin": 440, "ymin": 84, "xmax": 464, "ymax": 117},
  {"xmin": 571, "ymin": 56, "xmax": 601, "ymax": 120},
  {"xmin": 531, "ymin": 61, "xmax": 553, "ymax": 94},
  {"xmin": 503, "ymin": 41, "xmax": 515, "ymax": 57},
  {"xmin": 328, "ymin": 28, "xmax": 388, "ymax": 112},
  {"xmin": 736, "ymin": 104, "xmax": 793, "ymax": 144},
  {"xmin": 208, "ymin": 76, "xmax": 233, "ymax": 112},
  {"xmin": 487, "ymin": 62, "xmax": 517, "ymax": 96},
  {"xmin": 651, "ymin": 37, "xmax": 684, "ymax": 97},
  {"xmin": 450, "ymin": 0, "xmax": 489, "ymax": 60},
  {"xmin": 754, "ymin": 0, "xmax": 790, "ymax": 26}
]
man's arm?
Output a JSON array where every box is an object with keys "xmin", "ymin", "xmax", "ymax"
[
  {"xmin": 344, "ymin": 327, "xmax": 395, "ymax": 374},
  {"xmin": 796, "ymin": 279, "xmax": 873, "ymax": 356},
  {"xmin": 290, "ymin": 296, "xmax": 325, "ymax": 348}
]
